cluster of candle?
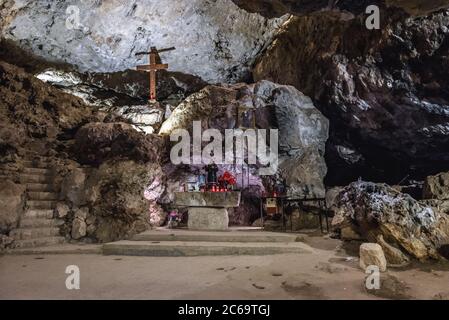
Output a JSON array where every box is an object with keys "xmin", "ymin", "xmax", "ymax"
[
  {"xmin": 262, "ymin": 191, "xmax": 281, "ymax": 198},
  {"xmin": 202, "ymin": 184, "xmax": 229, "ymax": 193}
]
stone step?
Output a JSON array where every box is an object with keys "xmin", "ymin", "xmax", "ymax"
[
  {"xmin": 10, "ymin": 227, "xmax": 61, "ymax": 240},
  {"xmin": 102, "ymin": 240, "xmax": 313, "ymax": 257},
  {"xmin": 26, "ymin": 183, "xmax": 54, "ymax": 192},
  {"xmin": 22, "ymin": 161, "xmax": 49, "ymax": 169},
  {"xmin": 24, "ymin": 209, "xmax": 54, "ymax": 219},
  {"xmin": 28, "ymin": 191, "xmax": 58, "ymax": 201},
  {"xmin": 0, "ymin": 168, "xmax": 19, "ymax": 175},
  {"xmin": 27, "ymin": 200, "xmax": 57, "ymax": 210},
  {"xmin": 19, "ymin": 174, "xmax": 51, "ymax": 184},
  {"xmin": 20, "ymin": 217, "xmax": 62, "ymax": 228},
  {"xmin": 9, "ymin": 244, "xmax": 102, "ymax": 255},
  {"xmin": 11, "ymin": 236, "xmax": 65, "ymax": 249},
  {"xmin": 23, "ymin": 167, "xmax": 51, "ymax": 175},
  {"xmin": 132, "ymin": 230, "xmax": 305, "ymax": 243}
]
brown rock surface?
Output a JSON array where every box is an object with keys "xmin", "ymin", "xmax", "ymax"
[
  {"xmin": 84, "ymin": 160, "xmax": 165, "ymax": 242},
  {"xmin": 423, "ymin": 172, "xmax": 449, "ymax": 200},
  {"xmin": 0, "ymin": 180, "xmax": 26, "ymax": 233},
  {"xmin": 0, "ymin": 60, "xmax": 93, "ymax": 162},
  {"xmin": 73, "ymin": 122, "xmax": 166, "ymax": 165},
  {"xmin": 333, "ymin": 181, "xmax": 449, "ymax": 260}
]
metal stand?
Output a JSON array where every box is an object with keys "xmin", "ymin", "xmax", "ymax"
[{"xmin": 260, "ymin": 197, "xmax": 330, "ymax": 233}]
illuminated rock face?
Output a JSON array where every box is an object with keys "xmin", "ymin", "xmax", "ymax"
[
  {"xmin": 160, "ymin": 81, "xmax": 329, "ymax": 198},
  {"xmin": 1, "ymin": 0, "xmax": 287, "ymax": 83}
]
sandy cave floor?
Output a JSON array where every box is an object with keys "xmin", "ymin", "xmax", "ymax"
[{"xmin": 1, "ymin": 236, "xmax": 449, "ymax": 300}]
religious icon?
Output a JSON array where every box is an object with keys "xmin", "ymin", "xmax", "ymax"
[
  {"xmin": 237, "ymin": 106, "xmax": 256, "ymax": 129},
  {"xmin": 266, "ymin": 198, "xmax": 278, "ymax": 215}
]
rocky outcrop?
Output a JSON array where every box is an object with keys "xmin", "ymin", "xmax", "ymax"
[
  {"xmin": 252, "ymin": 9, "xmax": 449, "ymax": 185},
  {"xmin": 0, "ymin": 180, "xmax": 26, "ymax": 234},
  {"xmin": 376, "ymin": 234, "xmax": 410, "ymax": 266},
  {"xmin": 423, "ymin": 171, "xmax": 449, "ymax": 200},
  {"xmin": 1, "ymin": 59, "xmax": 171, "ymax": 245},
  {"xmin": 232, "ymin": 0, "xmax": 449, "ymax": 17},
  {"xmin": 0, "ymin": 39, "xmax": 208, "ymax": 114},
  {"xmin": 73, "ymin": 122, "xmax": 166, "ymax": 165},
  {"xmin": 35, "ymin": 67, "xmax": 208, "ymax": 111},
  {"xmin": 58, "ymin": 160, "xmax": 165, "ymax": 243},
  {"xmin": 332, "ymin": 181, "xmax": 449, "ymax": 260},
  {"xmin": 85, "ymin": 161, "xmax": 165, "ymax": 242},
  {"xmin": 1, "ymin": 0, "xmax": 287, "ymax": 83},
  {"xmin": 229, "ymin": 186, "xmax": 264, "ymax": 226},
  {"xmin": 0, "ymin": 61, "xmax": 93, "ymax": 161},
  {"xmin": 60, "ymin": 168, "xmax": 87, "ymax": 207},
  {"xmin": 83, "ymin": 69, "xmax": 208, "ymax": 103},
  {"xmin": 160, "ymin": 80, "xmax": 329, "ymax": 198}
]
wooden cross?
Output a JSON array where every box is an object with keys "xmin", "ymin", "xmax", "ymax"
[{"xmin": 135, "ymin": 46, "xmax": 175, "ymax": 103}]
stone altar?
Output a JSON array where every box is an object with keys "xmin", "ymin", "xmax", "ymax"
[{"xmin": 174, "ymin": 192, "xmax": 241, "ymax": 230}]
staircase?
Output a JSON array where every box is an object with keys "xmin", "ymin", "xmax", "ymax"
[{"xmin": 8, "ymin": 158, "xmax": 65, "ymax": 249}]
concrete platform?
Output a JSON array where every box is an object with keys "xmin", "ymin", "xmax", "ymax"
[
  {"xmin": 103, "ymin": 228, "xmax": 312, "ymax": 257},
  {"xmin": 7, "ymin": 244, "xmax": 102, "ymax": 255},
  {"xmin": 102, "ymin": 240, "xmax": 313, "ymax": 257},
  {"xmin": 132, "ymin": 228, "xmax": 306, "ymax": 243}
]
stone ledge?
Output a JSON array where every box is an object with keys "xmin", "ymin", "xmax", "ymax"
[{"xmin": 174, "ymin": 191, "xmax": 241, "ymax": 208}]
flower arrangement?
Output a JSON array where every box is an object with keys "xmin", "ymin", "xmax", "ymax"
[
  {"xmin": 218, "ymin": 171, "xmax": 237, "ymax": 190},
  {"xmin": 167, "ymin": 210, "xmax": 182, "ymax": 229}
]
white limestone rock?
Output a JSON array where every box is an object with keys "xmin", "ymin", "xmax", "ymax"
[
  {"xmin": 359, "ymin": 243, "xmax": 387, "ymax": 272},
  {"xmin": 2, "ymin": 0, "xmax": 287, "ymax": 83}
]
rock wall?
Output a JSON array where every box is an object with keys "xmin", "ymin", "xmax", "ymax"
[
  {"xmin": 0, "ymin": 60, "xmax": 94, "ymax": 161},
  {"xmin": 0, "ymin": 59, "xmax": 170, "ymax": 244},
  {"xmin": 232, "ymin": 0, "xmax": 449, "ymax": 17},
  {"xmin": 55, "ymin": 161, "xmax": 165, "ymax": 243},
  {"xmin": 252, "ymin": 9, "xmax": 449, "ymax": 185},
  {"xmin": 1, "ymin": 0, "xmax": 287, "ymax": 83},
  {"xmin": 0, "ymin": 180, "xmax": 26, "ymax": 234},
  {"xmin": 74, "ymin": 122, "xmax": 166, "ymax": 165}
]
